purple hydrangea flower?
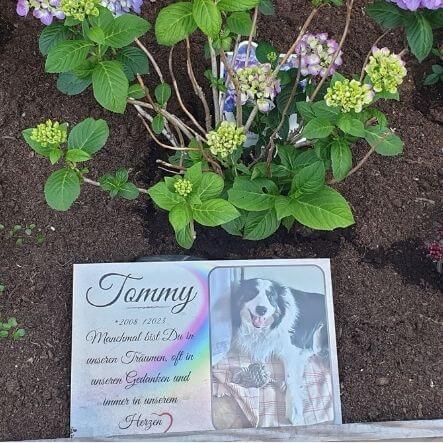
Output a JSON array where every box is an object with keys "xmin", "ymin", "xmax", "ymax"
[
  {"xmin": 17, "ymin": 0, "xmax": 144, "ymax": 24},
  {"xmin": 100, "ymin": 0, "xmax": 144, "ymax": 15},
  {"xmin": 223, "ymin": 44, "xmax": 287, "ymax": 113},
  {"xmin": 389, "ymin": 0, "xmax": 442, "ymax": 10},
  {"xmin": 16, "ymin": 0, "xmax": 65, "ymax": 25},
  {"xmin": 293, "ymin": 33, "xmax": 343, "ymax": 77}
]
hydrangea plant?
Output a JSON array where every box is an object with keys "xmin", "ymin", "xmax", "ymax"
[
  {"xmin": 21, "ymin": 0, "xmax": 407, "ymax": 249},
  {"xmin": 366, "ymin": 0, "xmax": 442, "ymax": 62}
]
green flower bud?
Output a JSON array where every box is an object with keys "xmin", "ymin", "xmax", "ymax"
[
  {"xmin": 30, "ymin": 119, "xmax": 67, "ymax": 147},
  {"xmin": 325, "ymin": 79, "xmax": 374, "ymax": 113},
  {"xmin": 365, "ymin": 47, "xmax": 407, "ymax": 95},
  {"xmin": 174, "ymin": 178, "xmax": 193, "ymax": 197},
  {"xmin": 61, "ymin": 0, "xmax": 100, "ymax": 21},
  {"xmin": 206, "ymin": 121, "xmax": 246, "ymax": 159}
]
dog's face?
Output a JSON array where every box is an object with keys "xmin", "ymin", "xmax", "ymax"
[{"xmin": 232, "ymin": 279, "xmax": 287, "ymax": 330}]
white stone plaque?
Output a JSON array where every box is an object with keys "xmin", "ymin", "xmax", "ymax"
[{"xmin": 71, "ymin": 259, "xmax": 341, "ymax": 437}]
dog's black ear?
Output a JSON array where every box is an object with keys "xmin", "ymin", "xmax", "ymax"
[
  {"xmin": 270, "ymin": 284, "xmax": 288, "ymax": 330},
  {"xmin": 231, "ymin": 283, "xmax": 243, "ymax": 329}
]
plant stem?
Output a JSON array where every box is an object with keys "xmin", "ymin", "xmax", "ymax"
[
  {"xmin": 309, "ymin": 0, "xmax": 354, "ymax": 102},
  {"xmin": 138, "ymin": 114, "xmax": 200, "ymax": 152},
  {"xmin": 186, "ymin": 38, "xmax": 212, "ymax": 132},
  {"xmin": 83, "ymin": 177, "xmax": 149, "ymax": 195},
  {"xmin": 169, "ymin": 46, "xmax": 207, "ymax": 137},
  {"xmin": 327, "ymin": 146, "xmax": 375, "ymax": 185},
  {"xmin": 208, "ymin": 38, "xmax": 221, "ymax": 125},
  {"xmin": 220, "ymin": 47, "xmax": 243, "ymax": 127},
  {"xmin": 244, "ymin": 105, "xmax": 259, "ymax": 133},
  {"xmin": 273, "ymin": 7, "xmax": 320, "ymax": 77},
  {"xmin": 245, "ymin": 7, "xmax": 259, "ymax": 67},
  {"xmin": 266, "ymin": 57, "xmax": 302, "ymax": 171},
  {"xmin": 134, "ymin": 38, "xmax": 165, "ymax": 83}
]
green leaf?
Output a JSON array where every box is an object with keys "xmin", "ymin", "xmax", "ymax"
[
  {"xmin": 274, "ymin": 195, "xmax": 298, "ymax": 220},
  {"xmin": 65, "ymin": 148, "xmax": 92, "ymax": 163},
  {"xmin": 196, "ymin": 172, "xmax": 224, "ymax": 200},
  {"xmin": 192, "ymin": 198, "xmax": 239, "ymax": 226},
  {"xmin": 255, "ymin": 41, "xmax": 278, "ymax": 64},
  {"xmin": 128, "ymin": 83, "xmax": 145, "ymax": 99},
  {"xmin": 366, "ymin": 1, "xmax": 405, "ymax": 29},
  {"xmin": 277, "ymin": 145, "xmax": 301, "ymax": 173},
  {"xmin": 293, "ymin": 160, "xmax": 325, "ymax": 194},
  {"xmin": 12, "ymin": 329, "xmax": 26, "ymax": 340},
  {"xmin": 405, "ymin": 13, "xmax": 433, "ymax": 62},
  {"xmin": 364, "ymin": 126, "xmax": 404, "ymax": 156},
  {"xmin": 155, "ymin": 2, "xmax": 198, "ymax": 46},
  {"xmin": 92, "ymin": 61, "xmax": 129, "ymax": 113},
  {"xmin": 302, "ymin": 117, "xmax": 334, "ymax": 140},
  {"xmin": 22, "ymin": 129, "xmax": 51, "ymax": 157},
  {"xmin": 292, "ymin": 187, "xmax": 354, "ymax": 230},
  {"xmin": 169, "ymin": 203, "xmax": 193, "ymax": 231},
  {"xmin": 116, "ymin": 46, "xmax": 149, "ymax": 81},
  {"xmin": 259, "ymin": 0, "xmax": 275, "ymax": 15},
  {"xmin": 155, "ymin": 83, "xmax": 172, "ymax": 106},
  {"xmin": 282, "ymin": 215, "xmax": 294, "ymax": 232},
  {"xmin": 330, "ymin": 139, "xmax": 352, "ymax": 182},
  {"xmin": 293, "ymin": 149, "xmax": 320, "ymax": 170},
  {"xmin": 68, "ymin": 118, "xmax": 109, "ymax": 154},
  {"xmin": 222, "ymin": 210, "xmax": 246, "ymax": 236},
  {"xmin": 217, "ymin": 0, "xmax": 260, "ymax": 12},
  {"xmin": 39, "ymin": 23, "xmax": 71, "ymax": 56},
  {"xmin": 45, "ymin": 40, "xmax": 94, "ymax": 73},
  {"xmin": 44, "ymin": 168, "xmax": 81, "ymax": 211},
  {"xmin": 184, "ymin": 162, "xmax": 203, "ymax": 186},
  {"xmin": 337, "ymin": 113, "xmax": 366, "ymax": 137},
  {"xmin": 99, "ymin": 170, "xmax": 139, "ymax": 200},
  {"xmin": 64, "ymin": 16, "xmax": 81, "ymax": 26},
  {"xmin": 73, "ymin": 60, "xmax": 97, "ymax": 79},
  {"xmin": 56, "ymin": 72, "xmax": 92, "ymax": 96},
  {"xmin": 243, "ymin": 209, "xmax": 279, "ymax": 240},
  {"xmin": 103, "ymin": 14, "xmax": 150, "ymax": 48},
  {"xmin": 175, "ymin": 224, "xmax": 195, "ymax": 249},
  {"xmin": 228, "ymin": 177, "xmax": 277, "ymax": 211},
  {"xmin": 49, "ymin": 147, "xmax": 63, "ymax": 164},
  {"xmin": 152, "ymin": 114, "xmax": 165, "ymax": 134},
  {"xmin": 89, "ymin": 6, "xmax": 114, "ymax": 28},
  {"xmin": 227, "ymin": 11, "xmax": 253, "ymax": 35},
  {"xmin": 193, "ymin": 0, "xmax": 222, "ymax": 38},
  {"xmin": 296, "ymin": 101, "xmax": 316, "ymax": 121},
  {"xmin": 87, "ymin": 26, "xmax": 106, "ymax": 44},
  {"xmin": 148, "ymin": 181, "xmax": 184, "ymax": 210},
  {"xmin": 311, "ymin": 100, "xmax": 341, "ymax": 121}
]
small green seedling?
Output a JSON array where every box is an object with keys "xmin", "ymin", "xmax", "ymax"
[{"xmin": 0, "ymin": 317, "xmax": 27, "ymax": 341}]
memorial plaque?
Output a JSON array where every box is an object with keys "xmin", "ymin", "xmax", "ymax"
[{"xmin": 71, "ymin": 259, "xmax": 341, "ymax": 437}]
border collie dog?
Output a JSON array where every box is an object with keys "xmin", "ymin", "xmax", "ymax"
[{"xmin": 231, "ymin": 278, "xmax": 329, "ymax": 425}]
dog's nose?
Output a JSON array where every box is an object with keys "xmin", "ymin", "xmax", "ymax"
[{"xmin": 255, "ymin": 306, "xmax": 267, "ymax": 316}]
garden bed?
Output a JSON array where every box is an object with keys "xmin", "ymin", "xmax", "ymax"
[{"xmin": 0, "ymin": 0, "xmax": 442, "ymax": 440}]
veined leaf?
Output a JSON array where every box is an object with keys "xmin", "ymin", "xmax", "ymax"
[
  {"xmin": 68, "ymin": 118, "xmax": 109, "ymax": 154},
  {"xmin": 103, "ymin": 14, "xmax": 150, "ymax": 48},
  {"xmin": 45, "ymin": 40, "xmax": 93, "ymax": 73},
  {"xmin": 292, "ymin": 187, "xmax": 354, "ymax": 230},
  {"xmin": 192, "ymin": 198, "xmax": 239, "ymax": 226},
  {"xmin": 217, "ymin": 0, "xmax": 260, "ymax": 12},
  {"xmin": 193, "ymin": 0, "xmax": 222, "ymax": 38},
  {"xmin": 92, "ymin": 61, "xmax": 128, "ymax": 113},
  {"xmin": 331, "ymin": 138, "xmax": 352, "ymax": 182},
  {"xmin": 44, "ymin": 168, "xmax": 81, "ymax": 211},
  {"xmin": 155, "ymin": 2, "xmax": 198, "ymax": 46},
  {"xmin": 243, "ymin": 209, "xmax": 279, "ymax": 240}
]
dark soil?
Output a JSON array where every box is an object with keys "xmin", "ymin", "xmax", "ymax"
[{"xmin": 0, "ymin": 0, "xmax": 442, "ymax": 440}]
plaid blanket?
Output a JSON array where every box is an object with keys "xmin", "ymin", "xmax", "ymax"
[{"xmin": 212, "ymin": 349, "xmax": 333, "ymax": 429}]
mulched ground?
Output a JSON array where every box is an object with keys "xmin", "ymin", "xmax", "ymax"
[{"xmin": 0, "ymin": 0, "xmax": 442, "ymax": 440}]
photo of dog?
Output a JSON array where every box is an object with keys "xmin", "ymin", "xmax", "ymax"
[{"xmin": 210, "ymin": 266, "xmax": 335, "ymax": 430}]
